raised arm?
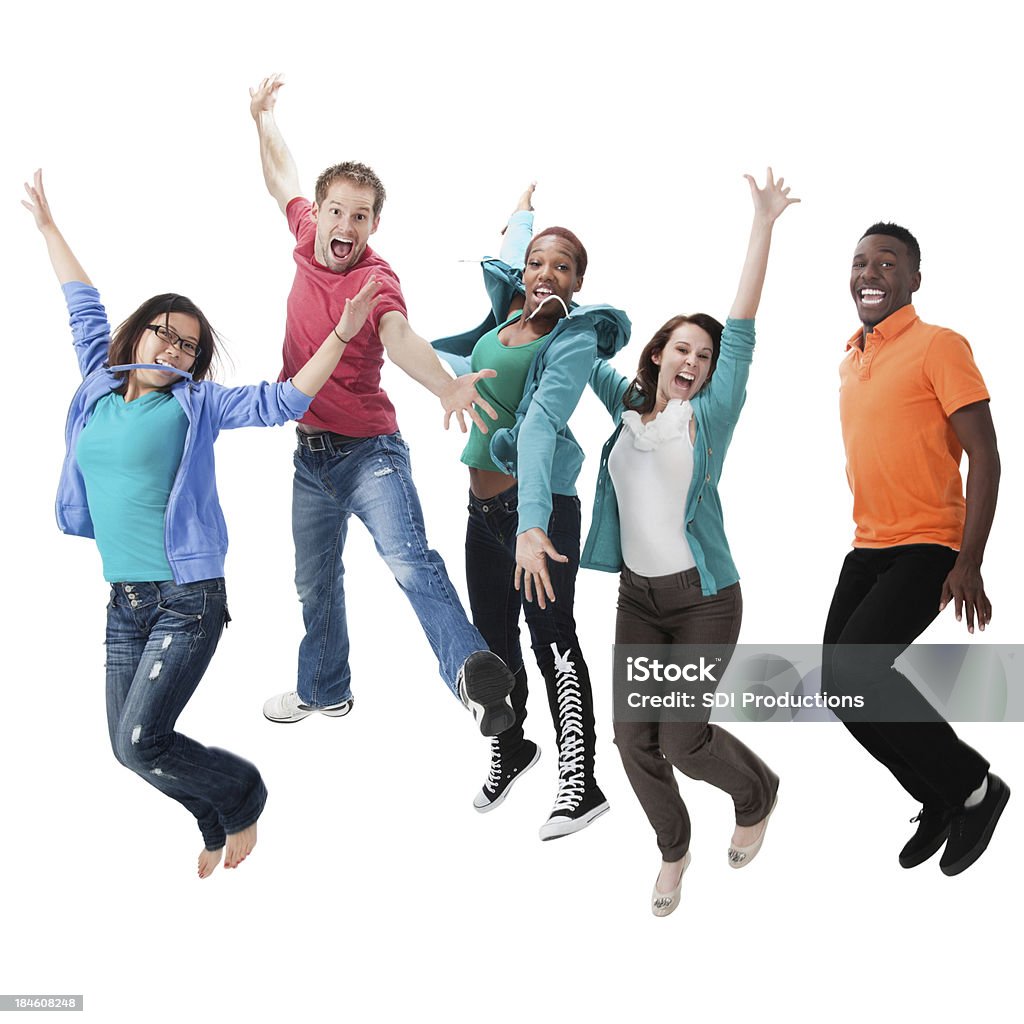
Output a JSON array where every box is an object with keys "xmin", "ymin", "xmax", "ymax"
[
  {"xmin": 249, "ymin": 74, "xmax": 303, "ymax": 215},
  {"xmin": 22, "ymin": 170, "xmax": 92, "ymax": 285},
  {"xmin": 729, "ymin": 168, "xmax": 800, "ymax": 320},
  {"xmin": 499, "ymin": 182, "xmax": 536, "ymax": 269}
]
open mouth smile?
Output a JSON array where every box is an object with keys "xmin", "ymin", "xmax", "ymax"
[
  {"xmin": 527, "ymin": 290, "xmax": 569, "ymax": 321},
  {"xmin": 330, "ymin": 237, "xmax": 355, "ymax": 260},
  {"xmin": 151, "ymin": 357, "xmax": 182, "ymax": 374},
  {"xmin": 858, "ymin": 287, "xmax": 886, "ymax": 306}
]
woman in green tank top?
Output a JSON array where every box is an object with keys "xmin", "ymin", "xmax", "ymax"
[{"xmin": 434, "ymin": 184, "xmax": 631, "ymax": 840}]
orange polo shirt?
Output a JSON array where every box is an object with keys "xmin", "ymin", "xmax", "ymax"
[{"xmin": 839, "ymin": 304, "xmax": 990, "ymax": 549}]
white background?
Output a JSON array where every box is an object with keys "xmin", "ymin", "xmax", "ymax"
[{"xmin": 2, "ymin": 1, "xmax": 1021, "ymax": 1021}]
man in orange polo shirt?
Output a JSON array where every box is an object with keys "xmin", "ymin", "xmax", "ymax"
[{"xmin": 823, "ymin": 222, "xmax": 1009, "ymax": 876}]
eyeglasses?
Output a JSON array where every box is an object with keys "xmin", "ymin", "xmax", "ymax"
[{"xmin": 145, "ymin": 324, "xmax": 202, "ymax": 359}]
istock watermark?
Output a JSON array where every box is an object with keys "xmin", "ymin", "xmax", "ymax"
[{"xmin": 613, "ymin": 644, "xmax": 1022, "ymax": 723}]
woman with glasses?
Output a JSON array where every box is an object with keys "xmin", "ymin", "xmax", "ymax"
[
  {"xmin": 583, "ymin": 171, "xmax": 797, "ymax": 915},
  {"xmin": 24, "ymin": 170, "xmax": 380, "ymax": 878}
]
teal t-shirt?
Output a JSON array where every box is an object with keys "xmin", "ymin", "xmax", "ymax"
[
  {"xmin": 75, "ymin": 391, "xmax": 189, "ymax": 582},
  {"xmin": 461, "ymin": 314, "xmax": 549, "ymax": 472}
]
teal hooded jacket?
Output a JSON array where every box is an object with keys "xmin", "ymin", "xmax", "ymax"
[
  {"xmin": 581, "ymin": 318, "xmax": 756, "ymax": 596},
  {"xmin": 432, "ymin": 213, "xmax": 631, "ymax": 534}
]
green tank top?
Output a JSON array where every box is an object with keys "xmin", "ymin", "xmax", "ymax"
[{"xmin": 461, "ymin": 314, "xmax": 549, "ymax": 472}]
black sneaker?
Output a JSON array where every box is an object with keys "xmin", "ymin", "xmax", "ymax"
[
  {"xmin": 539, "ymin": 780, "xmax": 610, "ymax": 841},
  {"xmin": 940, "ymin": 774, "xmax": 1011, "ymax": 876},
  {"xmin": 899, "ymin": 805, "xmax": 953, "ymax": 869},
  {"xmin": 473, "ymin": 739, "xmax": 541, "ymax": 813},
  {"xmin": 457, "ymin": 651, "xmax": 515, "ymax": 737}
]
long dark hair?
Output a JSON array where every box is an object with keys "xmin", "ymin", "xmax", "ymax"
[
  {"xmin": 622, "ymin": 313, "xmax": 723, "ymax": 415},
  {"xmin": 108, "ymin": 293, "xmax": 219, "ymax": 385}
]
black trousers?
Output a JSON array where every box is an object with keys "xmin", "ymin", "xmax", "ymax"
[
  {"xmin": 465, "ymin": 487, "xmax": 597, "ymax": 778},
  {"xmin": 822, "ymin": 544, "xmax": 988, "ymax": 810}
]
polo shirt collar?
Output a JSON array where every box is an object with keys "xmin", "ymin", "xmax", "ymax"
[{"xmin": 846, "ymin": 303, "xmax": 919, "ymax": 351}]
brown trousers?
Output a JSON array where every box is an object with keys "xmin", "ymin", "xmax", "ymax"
[{"xmin": 614, "ymin": 567, "xmax": 778, "ymax": 860}]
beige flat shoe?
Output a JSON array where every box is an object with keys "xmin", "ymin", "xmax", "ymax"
[
  {"xmin": 651, "ymin": 850, "xmax": 691, "ymax": 918},
  {"xmin": 728, "ymin": 791, "xmax": 779, "ymax": 869}
]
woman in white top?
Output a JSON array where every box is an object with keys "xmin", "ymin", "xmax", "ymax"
[{"xmin": 583, "ymin": 171, "xmax": 798, "ymax": 915}]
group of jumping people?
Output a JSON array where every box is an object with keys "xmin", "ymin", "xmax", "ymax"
[{"xmin": 24, "ymin": 73, "xmax": 1008, "ymax": 914}]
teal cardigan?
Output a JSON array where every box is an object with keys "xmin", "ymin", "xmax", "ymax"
[
  {"xmin": 432, "ymin": 216, "xmax": 630, "ymax": 534},
  {"xmin": 580, "ymin": 318, "xmax": 756, "ymax": 596}
]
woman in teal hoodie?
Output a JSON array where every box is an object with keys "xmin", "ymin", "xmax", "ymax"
[
  {"xmin": 582, "ymin": 171, "xmax": 797, "ymax": 915},
  {"xmin": 434, "ymin": 186, "xmax": 630, "ymax": 840}
]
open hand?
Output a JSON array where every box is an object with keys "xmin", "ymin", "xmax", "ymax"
[
  {"xmin": 21, "ymin": 169, "xmax": 54, "ymax": 231},
  {"xmin": 335, "ymin": 276, "xmax": 384, "ymax": 343},
  {"xmin": 250, "ymin": 73, "xmax": 285, "ymax": 120},
  {"xmin": 515, "ymin": 528, "xmax": 568, "ymax": 609},
  {"xmin": 441, "ymin": 370, "xmax": 499, "ymax": 433},
  {"xmin": 744, "ymin": 167, "xmax": 800, "ymax": 224}
]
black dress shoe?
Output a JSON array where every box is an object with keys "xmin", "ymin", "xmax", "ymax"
[
  {"xmin": 899, "ymin": 805, "xmax": 953, "ymax": 869},
  {"xmin": 940, "ymin": 774, "xmax": 1011, "ymax": 877}
]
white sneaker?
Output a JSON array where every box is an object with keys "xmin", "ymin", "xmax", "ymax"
[{"xmin": 263, "ymin": 691, "xmax": 354, "ymax": 724}]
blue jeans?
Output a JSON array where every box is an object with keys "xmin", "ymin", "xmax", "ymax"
[
  {"xmin": 292, "ymin": 432, "xmax": 485, "ymax": 707},
  {"xmin": 464, "ymin": 486, "xmax": 597, "ymax": 775},
  {"xmin": 105, "ymin": 578, "xmax": 267, "ymax": 850}
]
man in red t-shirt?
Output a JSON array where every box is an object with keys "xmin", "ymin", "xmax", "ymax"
[
  {"xmin": 823, "ymin": 222, "xmax": 1008, "ymax": 876},
  {"xmin": 249, "ymin": 74, "xmax": 514, "ymax": 737}
]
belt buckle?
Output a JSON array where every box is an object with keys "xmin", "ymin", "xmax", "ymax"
[{"xmin": 304, "ymin": 433, "xmax": 328, "ymax": 452}]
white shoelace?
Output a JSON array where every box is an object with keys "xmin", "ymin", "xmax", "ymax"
[
  {"xmin": 484, "ymin": 737, "xmax": 503, "ymax": 792},
  {"xmin": 550, "ymin": 643, "xmax": 585, "ymax": 812}
]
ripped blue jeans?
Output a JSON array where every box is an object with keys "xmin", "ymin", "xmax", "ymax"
[
  {"xmin": 291, "ymin": 432, "xmax": 485, "ymax": 707},
  {"xmin": 105, "ymin": 578, "xmax": 266, "ymax": 850}
]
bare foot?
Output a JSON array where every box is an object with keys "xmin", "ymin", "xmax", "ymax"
[
  {"xmin": 198, "ymin": 846, "xmax": 223, "ymax": 879},
  {"xmin": 224, "ymin": 822, "xmax": 258, "ymax": 869},
  {"xmin": 656, "ymin": 856, "xmax": 687, "ymax": 894}
]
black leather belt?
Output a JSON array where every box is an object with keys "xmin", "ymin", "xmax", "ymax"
[{"xmin": 296, "ymin": 429, "xmax": 369, "ymax": 452}]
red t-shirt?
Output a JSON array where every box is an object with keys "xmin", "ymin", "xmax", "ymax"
[{"xmin": 280, "ymin": 197, "xmax": 407, "ymax": 435}]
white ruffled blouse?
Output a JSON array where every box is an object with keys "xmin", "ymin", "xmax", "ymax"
[{"xmin": 608, "ymin": 400, "xmax": 698, "ymax": 577}]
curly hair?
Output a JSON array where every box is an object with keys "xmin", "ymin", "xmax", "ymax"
[{"xmin": 860, "ymin": 222, "xmax": 921, "ymax": 272}]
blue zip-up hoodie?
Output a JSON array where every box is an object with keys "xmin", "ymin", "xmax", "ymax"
[
  {"xmin": 432, "ymin": 212, "xmax": 631, "ymax": 533},
  {"xmin": 56, "ymin": 282, "xmax": 312, "ymax": 584},
  {"xmin": 581, "ymin": 318, "xmax": 755, "ymax": 596}
]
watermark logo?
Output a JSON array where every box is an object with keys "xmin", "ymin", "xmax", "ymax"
[{"xmin": 612, "ymin": 644, "xmax": 1019, "ymax": 723}]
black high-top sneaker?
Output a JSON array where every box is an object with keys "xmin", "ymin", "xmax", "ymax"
[
  {"xmin": 539, "ymin": 746, "xmax": 609, "ymax": 839},
  {"xmin": 538, "ymin": 648, "xmax": 608, "ymax": 839},
  {"xmin": 472, "ymin": 737, "xmax": 541, "ymax": 813}
]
